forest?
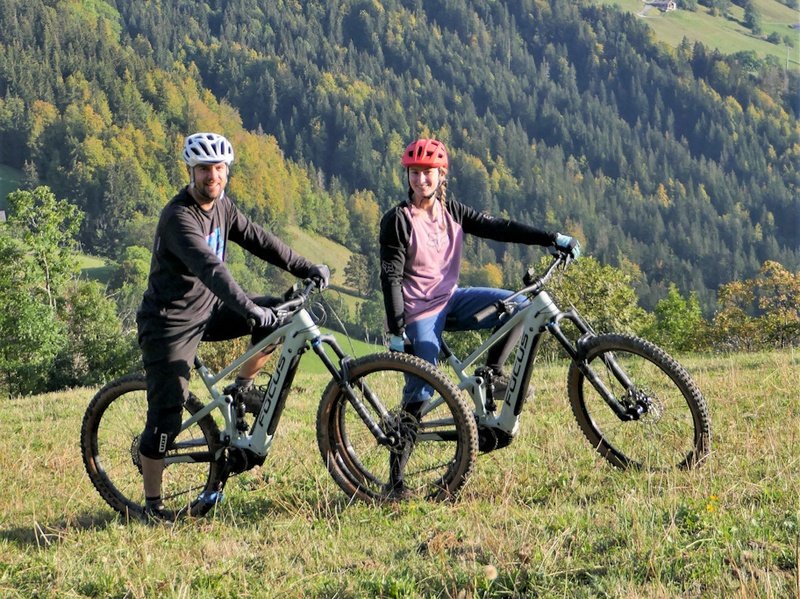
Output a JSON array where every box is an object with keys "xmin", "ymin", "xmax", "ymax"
[{"xmin": 0, "ymin": 0, "xmax": 797, "ymax": 394}]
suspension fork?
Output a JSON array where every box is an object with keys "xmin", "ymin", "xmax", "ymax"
[
  {"xmin": 546, "ymin": 311, "xmax": 638, "ymax": 421},
  {"xmin": 312, "ymin": 336, "xmax": 393, "ymax": 445}
]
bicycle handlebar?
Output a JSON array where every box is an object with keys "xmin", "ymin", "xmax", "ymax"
[
  {"xmin": 473, "ymin": 253, "xmax": 570, "ymax": 323},
  {"xmin": 246, "ymin": 278, "xmax": 321, "ymax": 330}
]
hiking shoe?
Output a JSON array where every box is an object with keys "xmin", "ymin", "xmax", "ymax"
[
  {"xmin": 492, "ymin": 375, "xmax": 508, "ymax": 402},
  {"xmin": 238, "ymin": 385, "xmax": 265, "ymax": 415},
  {"xmin": 486, "ymin": 370, "xmax": 531, "ymax": 404},
  {"xmin": 141, "ymin": 502, "xmax": 177, "ymax": 523},
  {"xmin": 381, "ymin": 481, "xmax": 414, "ymax": 501}
]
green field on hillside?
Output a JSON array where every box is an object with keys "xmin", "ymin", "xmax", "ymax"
[
  {"xmin": 286, "ymin": 224, "xmax": 366, "ymax": 315},
  {"xmin": 78, "ymin": 254, "xmax": 114, "ymax": 284},
  {"xmin": 74, "ymin": 223, "xmax": 369, "ymax": 336},
  {"xmin": 597, "ymin": 0, "xmax": 799, "ymax": 68},
  {"xmin": 0, "ymin": 164, "xmax": 21, "ymax": 211},
  {"xmin": 1, "ymin": 350, "xmax": 796, "ymax": 597},
  {"xmin": 285, "ymin": 225, "xmax": 354, "ymax": 290}
]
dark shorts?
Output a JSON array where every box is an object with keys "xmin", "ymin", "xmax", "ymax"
[{"xmin": 138, "ymin": 295, "xmax": 280, "ymax": 412}]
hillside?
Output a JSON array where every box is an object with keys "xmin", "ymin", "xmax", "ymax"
[
  {"xmin": 0, "ymin": 0, "xmax": 797, "ymax": 319},
  {"xmin": 285, "ymin": 225, "xmax": 354, "ymax": 290},
  {"xmin": 597, "ymin": 0, "xmax": 799, "ymax": 67},
  {"xmin": 0, "ymin": 163, "xmax": 19, "ymax": 211}
]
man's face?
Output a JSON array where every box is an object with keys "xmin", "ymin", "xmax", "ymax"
[{"xmin": 191, "ymin": 162, "xmax": 228, "ymax": 202}]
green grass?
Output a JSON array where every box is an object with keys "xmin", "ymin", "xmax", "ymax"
[
  {"xmin": 285, "ymin": 225, "xmax": 354, "ymax": 290},
  {"xmin": 595, "ymin": 0, "xmax": 800, "ymax": 69},
  {"xmin": 1, "ymin": 349, "xmax": 798, "ymax": 597},
  {"xmin": 0, "ymin": 163, "xmax": 21, "ymax": 211},
  {"xmin": 286, "ymin": 225, "xmax": 365, "ymax": 315},
  {"xmin": 297, "ymin": 329, "xmax": 383, "ymax": 375},
  {"xmin": 78, "ymin": 254, "xmax": 114, "ymax": 285}
]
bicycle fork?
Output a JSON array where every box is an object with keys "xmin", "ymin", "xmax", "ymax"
[
  {"xmin": 547, "ymin": 311, "xmax": 644, "ymax": 422},
  {"xmin": 311, "ymin": 336, "xmax": 396, "ymax": 447}
]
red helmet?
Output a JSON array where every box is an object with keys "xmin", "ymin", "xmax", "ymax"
[{"xmin": 401, "ymin": 138, "xmax": 449, "ymax": 169}]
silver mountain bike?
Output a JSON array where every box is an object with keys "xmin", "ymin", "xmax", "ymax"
[
  {"xmin": 81, "ymin": 280, "xmax": 478, "ymax": 519},
  {"xmin": 439, "ymin": 253, "xmax": 711, "ymax": 470}
]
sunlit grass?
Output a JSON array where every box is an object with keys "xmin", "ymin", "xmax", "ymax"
[
  {"xmin": 593, "ymin": 0, "xmax": 799, "ymax": 69},
  {"xmin": 0, "ymin": 349, "xmax": 797, "ymax": 597}
]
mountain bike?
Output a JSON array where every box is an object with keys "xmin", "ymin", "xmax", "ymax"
[
  {"xmin": 438, "ymin": 253, "xmax": 711, "ymax": 470},
  {"xmin": 80, "ymin": 280, "xmax": 479, "ymax": 520}
]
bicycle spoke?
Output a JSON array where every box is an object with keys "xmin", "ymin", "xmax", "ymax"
[
  {"xmin": 569, "ymin": 335, "xmax": 710, "ymax": 470},
  {"xmin": 318, "ymin": 353, "xmax": 477, "ymax": 502}
]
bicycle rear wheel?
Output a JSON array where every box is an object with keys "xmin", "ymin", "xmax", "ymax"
[
  {"xmin": 568, "ymin": 334, "xmax": 710, "ymax": 470},
  {"xmin": 317, "ymin": 352, "xmax": 478, "ymax": 502},
  {"xmin": 81, "ymin": 373, "xmax": 225, "ymax": 520}
]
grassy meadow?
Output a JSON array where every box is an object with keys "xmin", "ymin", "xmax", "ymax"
[
  {"xmin": 595, "ymin": 0, "xmax": 799, "ymax": 69},
  {"xmin": 0, "ymin": 349, "xmax": 797, "ymax": 598},
  {"xmin": 0, "ymin": 163, "xmax": 21, "ymax": 212}
]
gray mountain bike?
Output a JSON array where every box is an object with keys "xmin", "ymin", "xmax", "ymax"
[
  {"xmin": 80, "ymin": 280, "xmax": 478, "ymax": 520},
  {"xmin": 439, "ymin": 253, "xmax": 711, "ymax": 470}
]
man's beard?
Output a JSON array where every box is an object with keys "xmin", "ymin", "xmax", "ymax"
[{"xmin": 193, "ymin": 183, "xmax": 223, "ymax": 203}]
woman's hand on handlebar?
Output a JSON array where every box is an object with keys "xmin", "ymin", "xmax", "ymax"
[{"xmin": 550, "ymin": 233, "xmax": 581, "ymax": 261}]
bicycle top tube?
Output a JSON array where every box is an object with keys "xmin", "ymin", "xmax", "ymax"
[
  {"xmin": 450, "ymin": 287, "xmax": 558, "ymax": 377},
  {"xmin": 195, "ymin": 279, "xmax": 323, "ymax": 384},
  {"xmin": 467, "ymin": 253, "xmax": 568, "ymax": 326}
]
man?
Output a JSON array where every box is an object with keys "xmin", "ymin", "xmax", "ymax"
[{"xmin": 136, "ymin": 132, "xmax": 329, "ymax": 519}]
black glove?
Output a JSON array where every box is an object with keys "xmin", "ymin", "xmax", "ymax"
[
  {"xmin": 307, "ymin": 264, "xmax": 331, "ymax": 290},
  {"xmin": 250, "ymin": 306, "xmax": 278, "ymax": 330}
]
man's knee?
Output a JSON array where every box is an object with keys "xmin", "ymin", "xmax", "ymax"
[{"xmin": 139, "ymin": 404, "xmax": 183, "ymax": 459}]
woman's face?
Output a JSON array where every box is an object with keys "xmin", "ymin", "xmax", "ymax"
[{"xmin": 408, "ymin": 166, "xmax": 441, "ymax": 201}]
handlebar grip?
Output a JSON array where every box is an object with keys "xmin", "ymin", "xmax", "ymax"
[{"xmin": 474, "ymin": 302, "xmax": 501, "ymax": 323}]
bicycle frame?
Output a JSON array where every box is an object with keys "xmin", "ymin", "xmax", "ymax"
[
  {"xmin": 168, "ymin": 288, "xmax": 404, "ymax": 472},
  {"xmin": 440, "ymin": 278, "xmax": 598, "ymax": 436},
  {"xmin": 170, "ymin": 307, "xmax": 337, "ymax": 464},
  {"xmin": 441, "ymin": 292, "xmax": 546, "ymax": 435},
  {"xmin": 440, "ymin": 254, "xmax": 657, "ymax": 441}
]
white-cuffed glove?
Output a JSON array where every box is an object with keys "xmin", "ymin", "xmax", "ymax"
[
  {"xmin": 388, "ymin": 333, "xmax": 409, "ymax": 352},
  {"xmin": 552, "ymin": 233, "xmax": 581, "ymax": 260}
]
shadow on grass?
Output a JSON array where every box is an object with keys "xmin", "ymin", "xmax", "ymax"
[
  {"xmin": 223, "ymin": 490, "xmax": 361, "ymax": 522},
  {"xmin": 0, "ymin": 510, "xmax": 120, "ymax": 547},
  {"xmin": 2, "ymin": 492, "xmax": 373, "ymax": 547}
]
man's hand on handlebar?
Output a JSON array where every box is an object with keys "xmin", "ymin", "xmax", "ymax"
[
  {"xmin": 307, "ymin": 264, "xmax": 331, "ymax": 290},
  {"xmin": 249, "ymin": 306, "xmax": 281, "ymax": 330}
]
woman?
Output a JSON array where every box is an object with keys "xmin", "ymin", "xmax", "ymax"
[{"xmin": 379, "ymin": 138, "xmax": 580, "ymax": 412}]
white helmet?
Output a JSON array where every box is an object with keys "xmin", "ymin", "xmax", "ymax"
[{"xmin": 182, "ymin": 132, "xmax": 234, "ymax": 167}]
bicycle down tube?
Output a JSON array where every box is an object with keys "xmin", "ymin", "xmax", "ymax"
[
  {"xmin": 442, "ymin": 289, "xmax": 560, "ymax": 433},
  {"xmin": 174, "ymin": 308, "xmax": 320, "ymax": 460}
]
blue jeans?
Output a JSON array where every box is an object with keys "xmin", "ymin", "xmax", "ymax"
[{"xmin": 402, "ymin": 287, "xmax": 527, "ymax": 405}]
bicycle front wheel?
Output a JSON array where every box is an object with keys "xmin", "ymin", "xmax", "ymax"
[
  {"xmin": 568, "ymin": 334, "xmax": 711, "ymax": 470},
  {"xmin": 317, "ymin": 352, "xmax": 478, "ymax": 502},
  {"xmin": 80, "ymin": 373, "xmax": 225, "ymax": 520}
]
